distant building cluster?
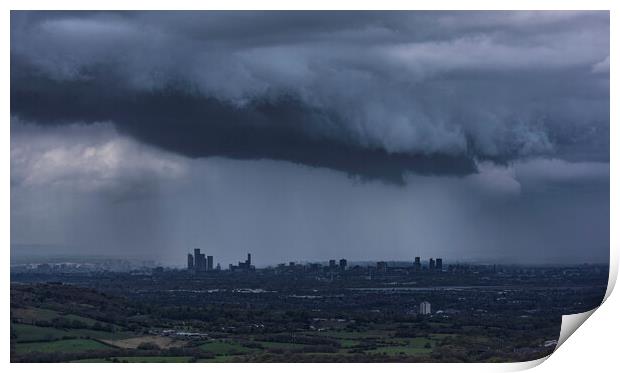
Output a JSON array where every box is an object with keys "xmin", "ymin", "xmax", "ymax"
[
  {"xmin": 419, "ymin": 257, "xmax": 443, "ymax": 271},
  {"xmin": 186, "ymin": 252, "xmax": 444, "ymax": 275},
  {"xmin": 188, "ymin": 250, "xmax": 255, "ymax": 273},
  {"xmin": 229, "ymin": 253, "xmax": 255, "ymax": 272},
  {"xmin": 378, "ymin": 257, "xmax": 443, "ymax": 272},
  {"xmin": 187, "ymin": 248, "xmax": 214, "ymax": 274},
  {"xmin": 323, "ymin": 259, "xmax": 347, "ymax": 271}
]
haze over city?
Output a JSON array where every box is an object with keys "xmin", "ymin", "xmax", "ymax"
[{"xmin": 10, "ymin": 11, "xmax": 609, "ymax": 267}]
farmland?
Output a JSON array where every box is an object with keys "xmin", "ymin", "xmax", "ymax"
[{"xmin": 11, "ymin": 263, "xmax": 607, "ymax": 363}]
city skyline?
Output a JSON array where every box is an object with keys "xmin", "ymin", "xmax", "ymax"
[
  {"xmin": 183, "ymin": 250, "xmax": 448, "ymax": 272},
  {"xmin": 11, "ymin": 244, "xmax": 606, "ymax": 271},
  {"xmin": 10, "ymin": 237, "xmax": 611, "ymax": 267}
]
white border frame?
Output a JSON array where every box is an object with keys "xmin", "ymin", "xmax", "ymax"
[{"xmin": 3, "ymin": 2, "xmax": 617, "ymax": 372}]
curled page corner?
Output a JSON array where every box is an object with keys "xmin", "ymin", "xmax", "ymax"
[
  {"xmin": 511, "ymin": 308, "xmax": 600, "ymax": 371},
  {"xmin": 603, "ymin": 256, "xmax": 618, "ymax": 302},
  {"xmin": 503, "ymin": 355, "xmax": 550, "ymax": 371},
  {"xmin": 516, "ymin": 265, "xmax": 614, "ymax": 370},
  {"xmin": 556, "ymin": 308, "xmax": 598, "ymax": 350}
]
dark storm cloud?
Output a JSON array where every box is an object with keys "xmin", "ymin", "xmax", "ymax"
[
  {"xmin": 10, "ymin": 61, "xmax": 475, "ymax": 184},
  {"xmin": 10, "ymin": 11, "xmax": 609, "ymax": 182}
]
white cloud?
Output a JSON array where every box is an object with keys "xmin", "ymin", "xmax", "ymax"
[
  {"xmin": 11, "ymin": 120, "xmax": 187, "ymax": 193},
  {"xmin": 466, "ymin": 161, "xmax": 522, "ymax": 197}
]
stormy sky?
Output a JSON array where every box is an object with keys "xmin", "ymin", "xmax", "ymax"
[{"xmin": 10, "ymin": 11, "xmax": 609, "ymax": 266}]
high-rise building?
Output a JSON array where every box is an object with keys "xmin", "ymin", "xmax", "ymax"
[
  {"xmin": 436, "ymin": 258, "xmax": 443, "ymax": 271},
  {"xmin": 429, "ymin": 258, "xmax": 435, "ymax": 270},
  {"xmin": 414, "ymin": 257, "xmax": 421, "ymax": 271},
  {"xmin": 207, "ymin": 255, "xmax": 214, "ymax": 271},
  {"xmin": 197, "ymin": 255, "xmax": 207, "ymax": 272},
  {"xmin": 419, "ymin": 301, "xmax": 431, "ymax": 315},
  {"xmin": 329, "ymin": 259, "xmax": 336, "ymax": 269},
  {"xmin": 193, "ymin": 248, "xmax": 207, "ymax": 273},
  {"xmin": 187, "ymin": 254, "xmax": 194, "ymax": 270},
  {"xmin": 247, "ymin": 253, "xmax": 252, "ymax": 266},
  {"xmin": 339, "ymin": 259, "xmax": 347, "ymax": 271}
]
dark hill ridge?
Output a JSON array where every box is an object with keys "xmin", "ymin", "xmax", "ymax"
[{"xmin": 11, "ymin": 283, "xmax": 148, "ymax": 329}]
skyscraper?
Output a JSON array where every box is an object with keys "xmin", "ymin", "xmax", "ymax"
[
  {"xmin": 414, "ymin": 257, "xmax": 421, "ymax": 271},
  {"xmin": 429, "ymin": 258, "xmax": 435, "ymax": 270},
  {"xmin": 339, "ymin": 259, "xmax": 347, "ymax": 271},
  {"xmin": 187, "ymin": 253, "xmax": 194, "ymax": 270},
  {"xmin": 436, "ymin": 258, "xmax": 443, "ymax": 271},
  {"xmin": 329, "ymin": 259, "xmax": 336, "ymax": 269},
  {"xmin": 193, "ymin": 248, "xmax": 207, "ymax": 273},
  {"xmin": 207, "ymin": 255, "xmax": 214, "ymax": 271}
]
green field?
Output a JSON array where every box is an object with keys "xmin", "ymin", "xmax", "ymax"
[
  {"xmin": 12, "ymin": 308, "xmax": 61, "ymax": 322},
  {"xmin": 258, "ymin": 340, "xmax": 307, "ymax": 350},
  {"xmin": 198, "ymin": 340, "xmax": 259, "ymax": 355},
  {"xmin": 11, "ymin": 322, "xmax": 134, "ymax": 342},
  {"xmin": 15, "ymin": 338, "xmax": 114, "ymax": 354},
  {"xmin": 13, "ymin": 307, "xmax": 117, "ymax": 328},
  {"xmin": 308, "ymin": 329, "xmax": 391, "ymax": 339},
  {"xmin": 429, "ymin": 333, "xmax": 457, "ymax": 339},
  {"xmin": 336, "ymin": 339, "xmax": 359, "ymax": 348},
  {"xmin": 119, "ymin": 356, "xmax": 193, "ymax": 362},
  {"xmin": 369, "ymin": 345, "xmax": 433, "ymax": 355},
  {"xmin": 72, "ymin": 356, "xmax": 194, "ymax": 363},
  {"xmin": 365, "ymin": 337, "xmax": 435, "ymax": 356},
  {"xmin": 68, "ymin": 329, "xmax": 135, "ymax": 340},
  {"xmin": 12, "ymin": 323, "xmax": 73, "ymax": 342},
  {"xmin": 197, "ymin": 355, "xmax": 245, "ymax": 363}
]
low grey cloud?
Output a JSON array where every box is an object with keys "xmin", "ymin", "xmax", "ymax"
[
  {"xmin": 10, "ymin": 121, "xmax": 609, "ymax": 265},
  {"xmin": 10, "ymin": 11, "xmax": 609, "ymax": 183}
]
